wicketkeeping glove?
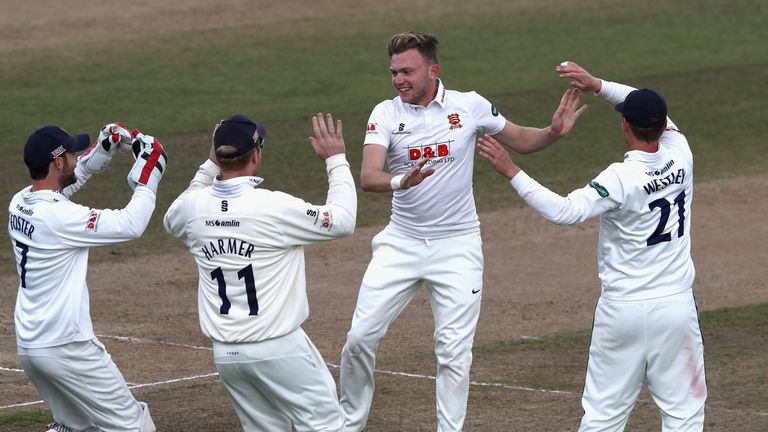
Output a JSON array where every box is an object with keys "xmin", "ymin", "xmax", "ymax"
[
  {"xmin": 127, "ymin": 129, "xmax": 168, "ymax": 194},
  {"xmin": 78, "ymin": 122, "xmax": 132, "ymax": 173}
]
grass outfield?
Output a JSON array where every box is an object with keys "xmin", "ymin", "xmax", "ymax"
[{"xmin": 1, "ymin": 0, "xmax": 766, "ymax": 261}]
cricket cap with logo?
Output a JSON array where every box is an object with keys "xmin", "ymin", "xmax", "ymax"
[
  {"xmin": 213, "ymin": 114, "xmax": 267, "ymax": 158},
  {"xmin": 614, "ymin": 88, "xmax": 668, "ymax": 128},
  {"xmin": 24, "ymin": 125, "xmax": 91, "ymax": 169}
]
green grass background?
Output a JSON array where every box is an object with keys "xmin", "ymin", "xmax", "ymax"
[{"xmin": 1, "ymin": 0, "xmax": 766, "ymax": 261}]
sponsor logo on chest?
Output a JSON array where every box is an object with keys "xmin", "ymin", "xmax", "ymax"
[{"xmin": 406, "ymin": 140, "xmax": 452, "ymax": 161}]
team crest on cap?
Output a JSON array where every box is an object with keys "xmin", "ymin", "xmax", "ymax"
[
  {"xmin": 51, "ymin": 145, "xmax": 66, "ymax": 159},
  {"xmin": 447, "ymin": 113, "xmax": 463, "ymax": 130}
]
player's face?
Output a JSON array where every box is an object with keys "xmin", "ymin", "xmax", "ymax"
[
  {"xmin": 390, "ymin": 49, "xmax": 439, "ymax": 107},
  {"xmin": 57, "ymin": 153, "xmax": 77, "ymax": 189}
]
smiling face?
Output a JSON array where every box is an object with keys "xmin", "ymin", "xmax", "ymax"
[{"xmin": 390, "ymin": 48, "xmax": 440, "ymax": 107}]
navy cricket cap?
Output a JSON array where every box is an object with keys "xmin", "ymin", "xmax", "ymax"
[
  {"xmin": 213, "ymin": 114, "xmax": 267, "ymax": 158},
  {"xmin": 24, "ymin": 125, "xmax": 91, "ymax": 169},
  {"xmin": 615, "ymin": 88, "xmax": 668, "ymax": 128}
]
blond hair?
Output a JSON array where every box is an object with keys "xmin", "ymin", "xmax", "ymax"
[{"xmin": 387, "ymin": 32, "xmax": 439, "ymax": 64}]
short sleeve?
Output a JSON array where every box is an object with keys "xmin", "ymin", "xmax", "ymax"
[
  {"xmin": 468, "ymin": 92, "xmax": 506, "ymax": 135},
  {"xmin": 364, "ymin": 100, "xmax": 394, "ymax": 148}
]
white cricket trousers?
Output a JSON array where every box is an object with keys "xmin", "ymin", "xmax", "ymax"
[
  {"xmin": 213, "ymin": 327, "xmax": 344, "ymax": 432},
  {"xmin": 17, "ymin": 338, "xmax": 154, "ymax": 432},
  {"xmin": 340, "ymin": 226, "xmax": 483, "ymax": 432},
  {"xmin": 579, "ymin": 289, "xmax": 707, "ymax": 432}
]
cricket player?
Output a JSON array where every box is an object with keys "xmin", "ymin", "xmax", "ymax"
[
  {"xmin": 477, "ymin": 61, "xmax": 706, "ymax": 431},
  {"xmin": 9, "ymin": 124, "xmax": 166, "ymax": 432},
  {"xmin": 163, "ymin": 113, "xmax": 356, "ymax": 431},
  {"xmin": 338, "ymin": 32, "xmax": 586, "ymax": 432}
]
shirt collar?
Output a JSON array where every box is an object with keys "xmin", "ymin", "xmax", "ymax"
[
  {"xmin": 212, "ymin": 176, "xmax": 264, "ymax": 196},
  {"xmin": 623, "ymin": 148, "xmax": 663, "ymax": 164},
  {"xmin": 432, "ymin": 79, "xmax": 447, "ymax": 108},
  {"xmin": 22, "ymin": 187, "xmax": 66, "ymax": 204}
]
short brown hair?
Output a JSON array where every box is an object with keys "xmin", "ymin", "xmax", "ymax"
[
  {"xmin": 29, "ymin": 163, "xmax": 50, "ymax": 180},
  {"xmin": 215, "ymin": 146, "xmax": 256, "ymax": 171},
  {"xmin": 628, "ymin": 122, "xmax": 665, "ymax": 142},
  {"xmin": 387, "ymin": 32, "xmax": 439, "ymax": 64}
]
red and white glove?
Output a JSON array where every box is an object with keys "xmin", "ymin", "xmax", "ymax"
[
  {"xmin": 127, "ymin": 129, "xmax": 168, "ymax": 193},
  {"xmin": 78, "ymin": 122, "xmax": 132, "ymax": 173}
]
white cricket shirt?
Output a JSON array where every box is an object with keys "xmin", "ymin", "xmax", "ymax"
[
  {"xmin": 510, "ymin": 81, "xmax": 695, "ymax": 300},
  {"xmin": 9, "ymin": 164, "xmax": 157, "ymax": 348},
  {"xmin": 365, "ymin": 79, "xmax": 506, "ymax": 239},
  {"xmin": 163, "ymin": 155, "xmax": 356, "ymax": 343}
]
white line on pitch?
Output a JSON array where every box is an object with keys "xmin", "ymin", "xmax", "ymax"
[
  {"xmin": 96, "ymin": 334, "xmax": 212, "ymax": 351},
  {"xmin": 0, "ymin": 372, "xmax": 221, "ymax": 411},
  {"xmin": 324, "ymin": 362, "xmax": 575, "ymax": 396},
  {"xmin": 0, "ymin": 366, "xmax": 24, "ymax": 373},
  {"xmin": 127, "ymin": 372, "xmax": 220, "ymax": 389},
  {"xmin": 0, "ymin": 400, "xmax": 44, "ymax": 410}
]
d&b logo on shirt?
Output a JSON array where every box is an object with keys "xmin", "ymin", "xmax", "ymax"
[{"xmin": 408, "ymin": 142, "xmax": 451, "ymax": 160}]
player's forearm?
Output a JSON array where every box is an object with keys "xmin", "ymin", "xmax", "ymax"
[
  {"xmin": 497, "ymin": 126, "xmax": 560, "ymax": 155},
  {"xmin": 511, "ymin": 171, "xmax": 596, "ymax": 225},
  {"xmin": 189, "ymin": 159, "xmax": 220, "ymax": 189},
  {"xmin": 116, "ymin": 186, "xmax": 157, "ymax": 238},
  {"xmin": 597, "ymin": 80, "xmax": 636, "ymax": 105},
  {"xmin": 360, "ymin": 167, "xmax": 401, "ymax": 192},
  {"xmin": 82, "ymin": 186, "xmax": 156, "ymax": 243},
  {"xmin": 324, "ymin": 154, "xmax": 357, "ymax": 236},
  {"xmin": 161, "ymin": 159, "xmax": 218, "ymax": 239},
  {"xmin": 517, "ymin": 126, "xmax": 561, "ymax": 154}
]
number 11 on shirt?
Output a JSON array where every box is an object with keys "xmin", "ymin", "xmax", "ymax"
[{"xmin": 210, "ymin": 264, "xmax": 259, "ymax": 315}]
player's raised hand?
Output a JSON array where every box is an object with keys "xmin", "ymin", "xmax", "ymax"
[
  {"xmin": 127, "ymin": 129, "xmax": 168, "ymax": 193},
  {"xmin": 209, "ymin": 119, "xmax": 223, "ymax": 166},
  {"xmin": 78, "ymin": 122, "xmax": 132, "ymax": 174},
  {"xmin": 309, "ymin": 112, "xmax": 345, "ymax": 160},
  {"xmin": 478, "ymin": 134, "xmax": 520, "ymax": 180},
  {"xmin": 550, "ymin": 87, "xmax": 588, "ymax": 137},
  {"xmin": 398, "ymin": 156, "xmax": 435, "ymax": 190},
  {"xmin": 556, "ymin": 61, "xmax": 602, "ymax": 93}
]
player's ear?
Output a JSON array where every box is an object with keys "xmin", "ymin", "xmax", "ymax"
[
  {"xmin": 51, "ymin": 156, "xmax": 65, "ymax": 171},
  {"xmin": 621, "ymin": 117, "xmax": 631, "ymax": 133},
  {"xmin": 429, "ymin": 63, "xmax": 441, "ymax": 79}
]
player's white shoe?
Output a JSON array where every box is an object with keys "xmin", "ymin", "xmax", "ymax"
[{"xmin": 43, "ymin": 422, "xmax": 74, "ymax": 432}]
